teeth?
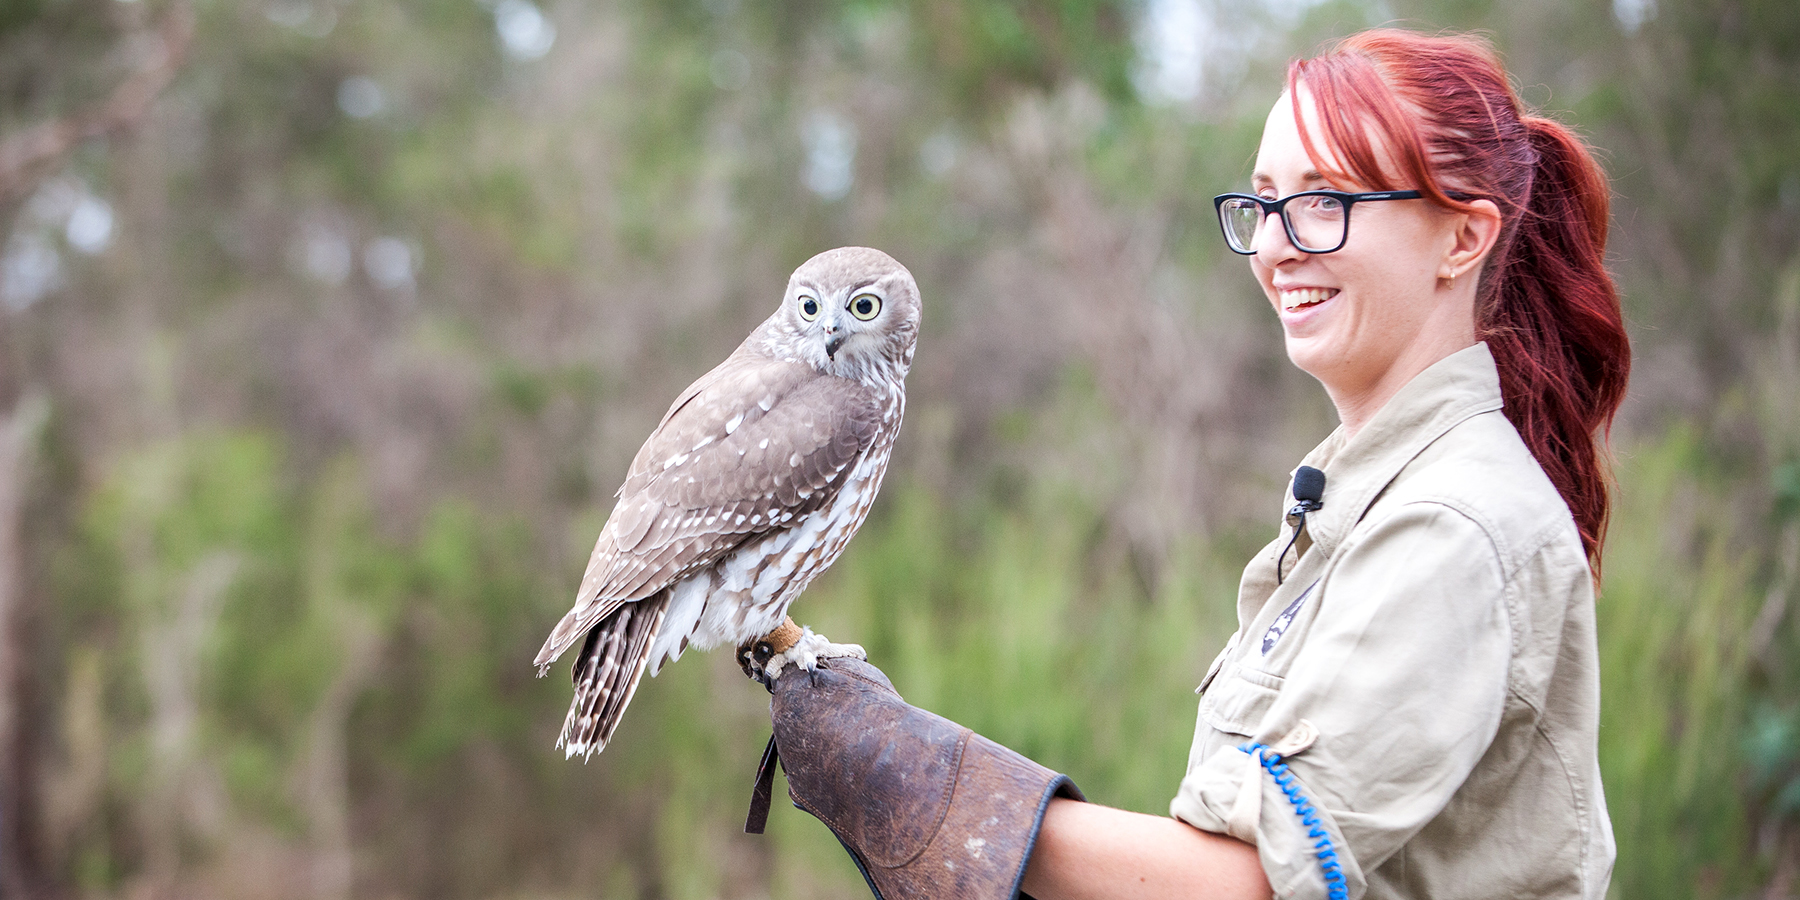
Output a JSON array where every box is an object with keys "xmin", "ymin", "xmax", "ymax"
[{"xmin": 1282, "ymin": 288, "xmax": 1336, "ymax": 311}]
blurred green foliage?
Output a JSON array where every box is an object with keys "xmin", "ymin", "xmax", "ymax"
[{"xmin": 1598, "ymin": 430, "xmax": 1756, "ymax": 898}]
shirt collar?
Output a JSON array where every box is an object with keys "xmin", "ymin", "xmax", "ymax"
[{"xmin": 1290, "ymin": 342, "xmax": 1505, "ymax": 555}]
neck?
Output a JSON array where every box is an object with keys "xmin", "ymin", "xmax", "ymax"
[
  {"xmin": 1327, "ymin": 338, "xmax": 1475, "ymax": 438},
  {"xmin": 830, "ymin": 354, "xmax": 909, "ymax": 392}
]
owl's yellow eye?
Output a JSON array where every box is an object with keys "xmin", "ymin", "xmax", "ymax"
[
  {"xmin": 799, "ymin": 296, "xmax": 821, "ymax": 320},
  {"xmin": 849, "ymin": 293, "xmax": 881, "ymax": 321}
]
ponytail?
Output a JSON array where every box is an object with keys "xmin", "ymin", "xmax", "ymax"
[
  {"xmin": 1481, "ymin": 118, "xmax": 1631, "ymax": 564},
  {"xmin": 1289, "ymin": 30, "xmax": 1631, "ymax": 567}
]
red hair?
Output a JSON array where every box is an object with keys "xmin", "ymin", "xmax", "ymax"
[{"xmin": 1287, "ymin": 29, "xmax": 1631, "ymax": 567}]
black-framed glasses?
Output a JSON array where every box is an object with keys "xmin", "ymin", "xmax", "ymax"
[{"xmin": 1213, "ymin": 189, "xmax": 1464, "ymax": 255}]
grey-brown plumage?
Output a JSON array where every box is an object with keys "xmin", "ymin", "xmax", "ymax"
[{"xmin": 535, "ymin": 247, "xmax": 920, "ymax": 759}]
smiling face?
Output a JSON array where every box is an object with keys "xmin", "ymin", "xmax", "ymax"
[{"xmin": 1251, "ymin": 90, "xmax": 1488, "ymax": 433}]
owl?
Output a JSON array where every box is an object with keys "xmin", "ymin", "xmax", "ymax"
[{"xmin": 534, "ymin": 246, "xmax": 920, "ymax": 759}]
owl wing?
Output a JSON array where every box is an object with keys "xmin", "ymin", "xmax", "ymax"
[{"xmin": 534, "ymin": 352, "xmax": 885, "ymax": 670}]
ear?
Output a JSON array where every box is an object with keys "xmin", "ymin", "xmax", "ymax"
[{"xmin": 1441, "ymin": 198, "xmax": 1502, "ymax": 282}]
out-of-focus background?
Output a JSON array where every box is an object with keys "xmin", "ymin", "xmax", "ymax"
[{"xmin": 0, "ymin": 0, "xmax": 1795, "ymax": 897}]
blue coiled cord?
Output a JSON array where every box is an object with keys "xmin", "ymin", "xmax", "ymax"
[{"xmin": 1239, "ymin": 742, "xmax": 1348, "ymax": 900}]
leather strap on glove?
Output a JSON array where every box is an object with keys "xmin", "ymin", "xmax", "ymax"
[{"xmin": 751, "ymin": 658, "xmax": 1083, "ymax": 900}]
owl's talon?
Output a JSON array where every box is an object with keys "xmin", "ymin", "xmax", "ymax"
[{"xmin": 759, "ymin": 626, "xmax": 866, "ymax": 682}]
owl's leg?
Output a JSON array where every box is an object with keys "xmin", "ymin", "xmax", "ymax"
[{"xmin": 737, "ymin": 616, "xmax": 865, "ymax": 686}]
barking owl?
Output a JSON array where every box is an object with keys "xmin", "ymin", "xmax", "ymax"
[{"xmin": 534, "ymin": 246, "xmax": 920, "ymax": 759}]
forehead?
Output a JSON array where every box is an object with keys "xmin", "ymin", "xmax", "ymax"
[
  {"xmin": 794, "ymin": 248, "xmax": 900, "ymax": 281},
  {"xmin": 1253, "ymin": 91, "xmax": 1344, "ymax": 190}
]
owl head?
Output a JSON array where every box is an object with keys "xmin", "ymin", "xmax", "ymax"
[{"xmin": 762, "ymin": 247, "xmax": 920, "ymax": 386}]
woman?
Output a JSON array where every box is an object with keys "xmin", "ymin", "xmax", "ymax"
[{"xmin": 755, "ymin": 28, "xmax": 1629, "ymax": 900}]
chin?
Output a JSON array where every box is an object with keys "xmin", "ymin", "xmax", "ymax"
[{"xmin": 1282, "ymin": 334, "xmax": 1336, "ymax": 382}]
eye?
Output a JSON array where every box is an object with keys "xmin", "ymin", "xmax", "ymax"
[
  {"xmin": 799, "ymin": 295, "xmax": 820, "ymax": 320},
  {"xmin": 848, "ymin": 293, "xmax": 881, "ymax": 321},
  {"xmin": 1294, "ymin": 193, "xmax": 1343, "ymax": 215}
]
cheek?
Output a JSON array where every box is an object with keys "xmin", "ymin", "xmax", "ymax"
[
  {"xmin": 1355, "ymin": 218, "xmax": 1442, "ymax": 285},
  {"xmin": 1250, "ymin": 259, "xmax": 1277, "ymax": 293}
]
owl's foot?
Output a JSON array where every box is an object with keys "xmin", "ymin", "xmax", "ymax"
[
  {"xmin": 771, "ymin": 627, "xmax": 867, "ymax": 681},
  {"xmin": 737, "ymin": 617, "xmax": 865, "ymax": 687}
]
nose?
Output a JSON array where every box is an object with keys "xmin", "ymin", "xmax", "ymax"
[{"xmin": 1252, "ymin": 210, "xmax": 1305, "ymax": 269}]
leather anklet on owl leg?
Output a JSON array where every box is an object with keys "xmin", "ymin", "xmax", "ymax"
[{"xmin": 737, "ymin": 617, "xmax": 803, "ymax": 681}]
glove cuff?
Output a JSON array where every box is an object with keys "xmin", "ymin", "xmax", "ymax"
[{"xmin": 803, "ymin": 729, "xmax": 1083, "ymax": 900}]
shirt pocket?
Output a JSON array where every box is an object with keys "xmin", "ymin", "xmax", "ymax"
[
  {"xmin": 1196, "ymin": 664, "xmax": 1284, "ymax": 738},
  {"xmin": 1195, "ymin": 633, "xmax": 1240, "ymax": 695}
]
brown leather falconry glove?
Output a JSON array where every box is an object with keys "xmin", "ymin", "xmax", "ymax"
[{"xmin": 749, "ymin": 657, "xmax": 1083, "ymax": 900}]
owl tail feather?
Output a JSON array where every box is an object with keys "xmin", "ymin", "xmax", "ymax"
[{"xmin": 558, "ymin": 592, "xmax": 669, "ymax": 760}]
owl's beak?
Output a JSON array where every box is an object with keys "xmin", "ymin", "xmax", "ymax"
[{"xmin": 825, "ymin": 332, "xmax": 846, "ymax": 360}]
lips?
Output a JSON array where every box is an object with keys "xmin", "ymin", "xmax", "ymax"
[{"xmin": 1280, "ymin": 287, "xmax": 1338, "ymax": 312}]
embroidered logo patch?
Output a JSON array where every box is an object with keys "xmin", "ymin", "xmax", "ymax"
[{"xmin": 1262, "ymin": 582, "xmax": 1317, "ymax": 655}]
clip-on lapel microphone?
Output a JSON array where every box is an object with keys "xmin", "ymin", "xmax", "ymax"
[{"xmin": 1278, "ymin": 465, "xmax": 1326, "ymax": 584}]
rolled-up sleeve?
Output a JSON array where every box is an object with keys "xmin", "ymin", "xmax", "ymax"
[{"xmin": 1171, "ymin": 501, "xmax": 1511, "ymax": 900}]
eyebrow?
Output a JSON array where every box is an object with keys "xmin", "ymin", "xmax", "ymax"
[{"xmin": 1251, "ymin": 169, "xmax": 1328, "ymax": 188}]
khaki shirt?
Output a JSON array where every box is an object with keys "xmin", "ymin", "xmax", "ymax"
[{"xmin": 1170, "ymin": 344, "xmax": 1615, "ymax": 900}]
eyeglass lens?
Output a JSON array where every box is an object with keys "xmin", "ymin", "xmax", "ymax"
[{"xmin": 1220, "ymin": 195, "xmax": 1347, "ymax": 253}]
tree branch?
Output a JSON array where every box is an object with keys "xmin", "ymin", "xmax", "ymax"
[{"xmin": 0, "ymin": 1, "xmax": 193, "ymax": 220}]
